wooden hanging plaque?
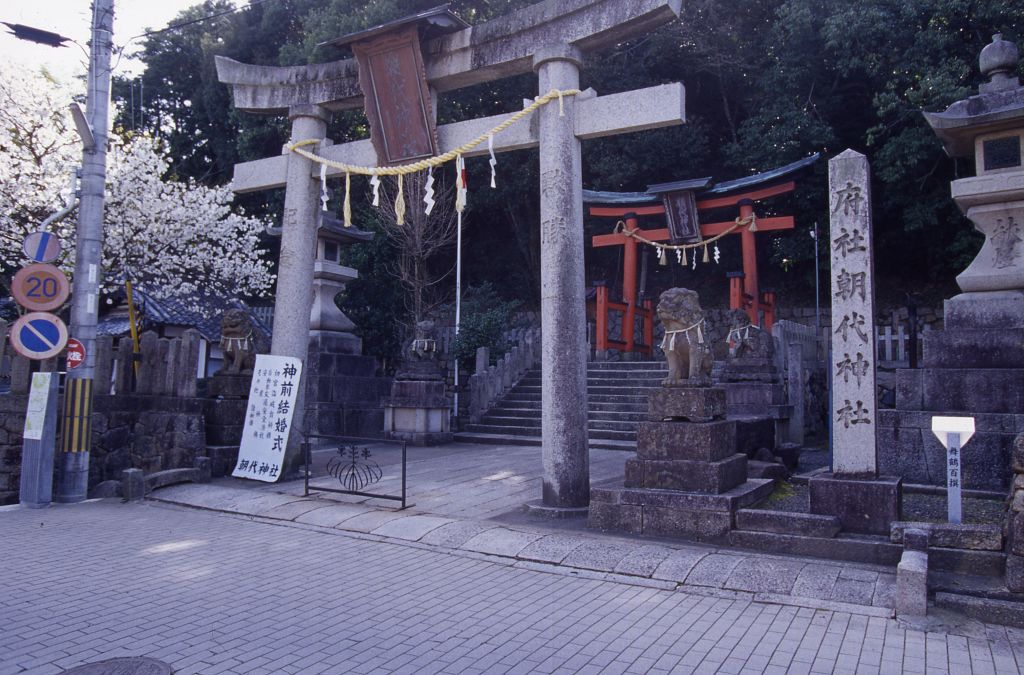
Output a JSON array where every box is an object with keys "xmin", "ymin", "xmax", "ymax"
[{"xmin": 351, "ymin": 25, "xmax": 438, "ymax": 166}]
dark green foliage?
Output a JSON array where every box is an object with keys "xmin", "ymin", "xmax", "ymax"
[
  {"xmin": 124, "ymin": 0, "xmax": 1024, "ymax": 317},
  {"xmin": 449, "ymin": 283, "xmax": 521, "ymax": 369}
]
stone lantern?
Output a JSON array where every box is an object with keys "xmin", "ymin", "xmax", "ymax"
[
  {"xmin": 877, "ymin": 35, "xmax": 1024, "ymax": 496},
  {"xmin": 924, "ymin": 34, "xmax": 1024, "ymax": 307}
]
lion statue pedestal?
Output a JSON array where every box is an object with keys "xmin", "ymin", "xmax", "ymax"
[{"xmin": 588, "ymin": 288, "xmax": 774, "ymax": 542}]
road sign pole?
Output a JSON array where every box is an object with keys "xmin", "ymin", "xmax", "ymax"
[
  {"xmin": 57, "ymin": 0, "xmax": 114, "ymax": 503},
  {"xmin": 19, "ymin": 373, "xmax": 61, "ymax": 508}
]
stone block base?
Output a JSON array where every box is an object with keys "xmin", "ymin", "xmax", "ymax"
[
  {"xmin": 635, "ymin": 420, "xmax": 735, "ymax": 462},
  {"xmin": 945, "ymin": 290, "xmax": 1024, "ymax": 330},
  {"xmin": 206, "ymin": 373, "xmax": 252, "ymax": 399},
  {"xmin": 735, "ymin": 509, "xmax": 841, "ymax": 538},
  {"xmin": 734, "ymin": 416, "xmax": 776, "ymax": 455},
  {"xmin": 878, "ymin": 409, "xmax": 1022, "ymax": 492},
  {"xmin": 625, "ymin": 454, "xmax": 747, "ymax": 493},
  {"xmin": 896, "ymin": 550, "xmax": 929, "ymax": 616},
  {"xmin": 647, "ymin": 387, "xmax": 726, "ymax": 422},
  {"xmin": 588, "ymin": 478, "xmax": 774, "ymax": 543},
  {"xmin": 809, "ymin": 473, "xmax": 902, "ymax": 535},
  {"xmin": 1008, "ymin": 555, "xmax": 1024, "ymax": 593}
]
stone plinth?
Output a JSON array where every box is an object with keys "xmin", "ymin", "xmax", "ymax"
[
  {"xmin": 382, "ymin": 380, "xmax": 452, "ymax": 446},
  {"xmin": 881, "ymin": 288, "xmax": 1024, "ymax": 492},
  {"xmin": 589, "ymin": 385, "xmax": 772, "ymax": 543},
  {"xmin": 809, "ymin": 473, "xmax": 902, "ymax": 535},
  {"xmin": 305, "ymin": 334, "xmax": 391, "ymax": 439},
  {"xmin": 647, "ymin": 387, "xmax": 725, "ymax": 422},
  {"xmin": 206, "ymin": 373, "xmax": 252, "ymax": 399}
]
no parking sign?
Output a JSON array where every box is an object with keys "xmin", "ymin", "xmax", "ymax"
[{"xmin": 9, "ymin": 312, "xmax": 69, "ymax": 361}]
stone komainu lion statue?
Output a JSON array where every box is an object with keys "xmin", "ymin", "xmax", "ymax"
[
  {"xmin": 724, "ymin": 308, "xmax": 774, "ymax": 359},
  {"xmin": 217, "ymin": 309, "xmax": 267, "ymax": 375},
  {"xmin": 657, "ymin": 288, "xmax": 713, "ymax": 386}
]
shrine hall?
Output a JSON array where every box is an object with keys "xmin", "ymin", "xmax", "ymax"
[{"xmin": 585, "ymin": 154, "xmax": 820, "ymax": 357}]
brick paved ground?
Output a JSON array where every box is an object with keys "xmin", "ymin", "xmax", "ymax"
[{"xmin": 2, "ymin": 500, "xmax": 1022, "ymax": 674}]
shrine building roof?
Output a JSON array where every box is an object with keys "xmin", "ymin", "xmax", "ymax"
[{"xmin": 583, "ymin": 153, "xmax": 820, "ymax": 205}]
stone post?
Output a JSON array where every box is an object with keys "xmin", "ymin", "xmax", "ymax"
[
  {"xmin": 274, "ymin": 104, "xmax": 329, "ymax": 470},
  {"xmin": 786, "ymin": 341, "xmax": 805, "ymax": 445},
  {"xmin": 532, "ymin": 45, "xmax": 589, "ymax": 513},
  {"xmin": 810, "ymin": 150, "xmax": 901, "ymax": 534}
]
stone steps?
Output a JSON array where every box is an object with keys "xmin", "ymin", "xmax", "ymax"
[
  {"xmin": 453, "ymin": 430, "xmax": 636, "ymax": 451},
  {"xmin": 456, "ymin": 361, "xmax": 666, "ymax": 449}
]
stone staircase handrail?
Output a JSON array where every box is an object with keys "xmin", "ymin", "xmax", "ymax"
[{"xmin": 468, "ymin": 327, "xmax": 542, "ymax": 424}]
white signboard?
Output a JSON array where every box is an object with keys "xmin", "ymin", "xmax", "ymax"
[
  {"xmin": 232, "ymin": 355, "xmax": 302, "ymax": 482},
  {"xmin": 22, "ymin": 372, "xmax": 53, "ymax": 440},
  {"xmin": 931, "ymin": 416, "xmax": 975, "ymax": 524}
]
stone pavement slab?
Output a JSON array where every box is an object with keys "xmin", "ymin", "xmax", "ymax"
[
  {"xmin": 370, "ymin": 515, "xmax": 454, "ymax": 541},
  {"xmin": 462, "ymin": 527, "xmax": 545, "ymax": 557},
  {"xmin": 292, "ymin": 502, "xmax": 374, "ymax": 527},
  {"xmin": 652, "ymin": 549, "xmax": 709, "ymax": 582},
  {"xmin": 612, "ymin": 544, "xmax": 676, "ymax": 577},
  {"xmin": 517, "ymin": 534, "xmax": 590, "ymax": 564}
]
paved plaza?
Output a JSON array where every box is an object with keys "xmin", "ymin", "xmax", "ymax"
[{"xmin": 1, "ymin": 443, "xmax": 1023, "ymax": 674}]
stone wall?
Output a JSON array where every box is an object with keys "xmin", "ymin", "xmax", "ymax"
[
  {"xmin": 90, "ymin": 395, "xmax": 206, "ymax": 487},
  {"xmin": 0, "ymin": 394, "xmax": 28, "ymax": 504},
  {"xmin": 0, "ymin": 391, "xmax": 206, "ymax": 502}
]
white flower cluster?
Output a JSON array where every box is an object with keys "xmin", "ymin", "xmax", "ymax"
[{"xmin": 0, "ymin": 63, "xmax": 275, "ymax": 314}]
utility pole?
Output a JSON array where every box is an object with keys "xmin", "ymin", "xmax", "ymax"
[{"xmin": 56, "ymin": 0, "xmax": 114, "ymax": 502}]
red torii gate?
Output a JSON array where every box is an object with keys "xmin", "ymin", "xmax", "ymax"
[{"xmin": 586, "ymin": 154, "xmax": 819, "ymax": 356}]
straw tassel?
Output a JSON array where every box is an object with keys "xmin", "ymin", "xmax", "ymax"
[
  {"xmin": 659, "ymin": 247, "xmax": 668, "ymax": 266},
  {"xmin": 703, "ymin": 244, "xmax": 710, "ymax": 263},
  {"xmin": 681, "ymin": 248, "xmax": 687, "ymax": 266},
  {"xmin": 395, "ymin": 175, "xmax": 406, "ymax": 225},
  {"xmin": 343, "ymin": 171, "xmax": 352, "ymax": 227},
  {"xmin": 748, "ymin": 214, "xmax": 758, "ymax": 232}
]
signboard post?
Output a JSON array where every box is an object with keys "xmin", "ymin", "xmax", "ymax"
[
  {"xmin": 931, "ymin": 416, "xmax": 975, "ymax": 524},
  {"xmin": 19, "ymin": 372, "xmax": 60, "ymax": 508},
  {"xmin": 232, "ymin": 355, "xmax": 303, "ymax": 482}
]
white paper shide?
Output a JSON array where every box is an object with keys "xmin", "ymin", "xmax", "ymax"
[{"xmin": 233, "ymin": 355, "xmax": 302, "ymax": 482}]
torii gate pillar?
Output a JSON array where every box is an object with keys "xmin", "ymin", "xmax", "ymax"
[
  {"xmin": 276, "ymin": 105, "xmax": 328, "ymax": 469},
  {"xmin": 535, "ymin": 46, "xmax": 589, "ymax": 511}
]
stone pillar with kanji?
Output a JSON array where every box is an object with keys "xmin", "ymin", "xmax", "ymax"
[{"xmin": 809, "ymin": 149, "xmax": 901, "ymax": 535}]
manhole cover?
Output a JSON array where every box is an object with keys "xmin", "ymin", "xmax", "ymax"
[{"xmin": 62, "ymin": 657, "xmax": 172, "ymax": 675}]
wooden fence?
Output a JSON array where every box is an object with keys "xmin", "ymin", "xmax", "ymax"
[{"xmin": 1, "ymin": 328, "xmax": 201, "ymax": 398}]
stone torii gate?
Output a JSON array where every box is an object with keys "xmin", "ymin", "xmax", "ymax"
[{"xmin": 217, "ymin": 0, "xmax": 686, "ymax": 512}]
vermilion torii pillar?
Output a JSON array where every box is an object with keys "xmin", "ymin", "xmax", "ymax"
[{"xmin": 217, "ymin": 0, "xmax": 686, "ymax": 511}]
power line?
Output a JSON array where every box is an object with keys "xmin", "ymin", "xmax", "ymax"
[{"xmin": 125, "ymin": 0, "xmax": 277, "ymax": 42}]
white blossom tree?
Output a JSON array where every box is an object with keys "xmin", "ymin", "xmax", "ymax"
[{"xmin": 0, "ymin": 63, "xmax": 274, "ymax": 313}]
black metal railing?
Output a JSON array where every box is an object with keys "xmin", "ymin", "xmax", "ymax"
[{"xmin": 302, "ymin": 434, "xmax": 408, "ymax": 509}]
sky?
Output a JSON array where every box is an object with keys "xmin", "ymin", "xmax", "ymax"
[{"xmin": 2, "ymin": 0, "xmax": 215, "ymax": 79}]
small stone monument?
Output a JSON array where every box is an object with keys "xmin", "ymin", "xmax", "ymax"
[
  {"xmin": 589, "ymin": 288, "xmax": 774, "ymax": 540},
  {"xmin": 382, "ymin": 320, "xmax": 453, "ymax": 445},
  {"xmin": 809, "ymin": 149, "xmax": 902, "ymax": 535}
]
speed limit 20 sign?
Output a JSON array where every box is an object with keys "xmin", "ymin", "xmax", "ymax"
[{"xmin": 12, "ymin": 263, "xmax": 70, "ymax": 312}]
